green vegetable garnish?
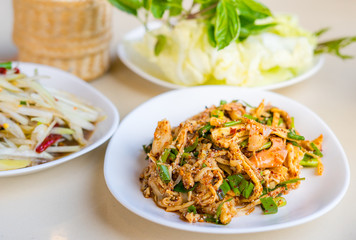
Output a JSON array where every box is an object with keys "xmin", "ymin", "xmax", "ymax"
[
  {"xmin": 287, "ymin": 129, "xmax": 305, "ymax": 141},
  {"xmin": 257, "ymin": 141, "xmax": 272, "ymax": 151},
  {"xmin": 300, "ymin": 158, "xmax": 318, "ymax": 167},
  {"xmin": 19, "ymin": 100, "xmax": 27, "ymax": 105},
  {"xmin": 243, "ymin": 114, "xmax": 258, "ymax": 121},
  {"xmin": 198, "ymin": 124, "xmax": 212, "ymax": 137},
  {"xmin": 260, "ymin": 196, "xmax": 278, "ymax": 214},
  {"xmin": 184, "ymin": 137, "xmax": 198, "ymax": 152},
  {"xmin": 157, "ymin": 164, "xmax": 170, "ymax": 184},
  {"xmin": 160, "ymin": 148, "xmax": 171, "ymax": 163},
  {"xmin": 154, "ymin": 34, "xmax": 167, "ymax": 56},
  {"xmin": 0, "ymin": 62, "xmax": 12, "ymax": 70},
  {"xmin": 173, "ymin": 181, "xmax": 198, "ymax": 193},
  {"xmin": 187, "ymin": 205, "xmax": 197, "ymax": 214},
  {"xmin": 238, "ymin": 178, "xmax": 249, "ymax": 193},
  {"xmin": 273, "ymin": 196, "xmax": 287, "ymax": 207},
  {"xmin": 223, "ymin": 120, "xmax": 242, "ymax": 127},
  {"xmin": 219, "ymin": 100, "xmax": 227, "ymax": 105},
  {"xmin": 242, "ymin": 182, "xmax": 254, "ymax": 198},
  {"xmin": 315, "ymin": 36, "xmax": 356, "ymax": 59},
  {"xmin": 211, "ymin": 109, "xmax": 224, "ymax": 118},
  {"xmin": 227, "ymin": 174, "xmax": 243, "ymax": 195},
  {"xmin": 310, "ymin": 142, "xmax": 323, "ymax": 157},
  {"xmin": 216, "ymin": 198, "xmax": 233, "ymax": 220},
  {"xmin": 217, "ymin": 180, "xmax": 231, "ymax": 200}
]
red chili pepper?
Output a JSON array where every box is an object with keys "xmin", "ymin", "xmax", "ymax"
[
  {"xmin": 36, "ymin": 134, "xmax": 62, "ymax": 153},
  {"xmin": 0, "ymin": 68, "xmax": 6, "ymax": 74},
  {"xmin": 14, "ymin": 67, "xmax": 20, "ymax": 74}
]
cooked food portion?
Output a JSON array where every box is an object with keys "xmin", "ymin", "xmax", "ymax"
[
  {"xmin": 0, "ymin": 62, "xmax": 101, "ymax": 170},
  {"xmin": 140, "ymin": 100, "xmax": 323, "ymax": 224}
]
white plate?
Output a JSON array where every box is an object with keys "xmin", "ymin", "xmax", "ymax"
[
  {"xmin": 0, "ymin": 62, "xmax": 120, "ymax": 177},
  {"xmin": 117, "ymin": 22, "xmax": 324, "ymax": 90},
  {"xmin": 104, "ymin": 86, "xmax": 349, "ymax": 234}
]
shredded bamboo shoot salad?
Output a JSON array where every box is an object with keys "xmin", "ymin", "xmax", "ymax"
[
  {"xmin": 140, "ymin": 100, "xmax": 323, "ymax": 224},
  {"xmin": 0, "ymin": 62, "xmax": 102, "ymax": 171}
]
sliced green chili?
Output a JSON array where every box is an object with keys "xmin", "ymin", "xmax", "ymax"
[
  {"xmin": 311, "ymin": 142, "xmax": 323, "ymax": 157},
  {"xmin": 223, "ymin": 120, "xmax": 242, "ymax": 127},
  {"xmin": 158, "ymin": 164, "xmax": 170, "ymax": 184},
  {"xmin": 260, "ymin": 196, "xmax": 278, "ymax": 215}
]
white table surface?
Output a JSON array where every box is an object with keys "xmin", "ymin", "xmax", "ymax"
[{"xmin": 0, "ymin": 0, "xmax": 355, "ymax": 239}]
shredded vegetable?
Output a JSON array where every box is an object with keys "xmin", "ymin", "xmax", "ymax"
[{"xmin": 0, "ymin": 62, "xmax": 101, "ymax": 171}]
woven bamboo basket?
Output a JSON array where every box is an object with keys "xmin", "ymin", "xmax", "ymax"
[{"xmin": 13, "ymin": 0, "xmax": 112, "ymax": 81}]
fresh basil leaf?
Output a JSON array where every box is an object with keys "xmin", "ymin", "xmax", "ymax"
[
  {"xmin": 315, "ymin": 36, "xmax": 356, "ymax": 59},
  {"xmin": 207, "ymin": 23, "xmax": 217, "ymax": 48},
  {"xmin": 154, "ymin": 34, "xmax": 167, "ymax": 56},
  {"xmin": 151, "ymin": 0, "xmax": 167, "ymax": 18},
  {"xmin": 215, "ymin": 0, "xmax": 240, "ymax": 50},
  {"xmin": 143, "ymin": 0, "xmax": 152, "ymax": 10},
  {"xmin": 108, "ymin": 0, "xmax": 141, "ymax": 16},
  {"xmin": 169, "ymin": 0, "xmax": 183, "ymax": 16},
  {"xmin": 239, "ymin": 23, "xmax": 276, "ymax": 40},
  {"xmin": 241, "ymin": 0, "xmax": 272, "ymax": 17}
]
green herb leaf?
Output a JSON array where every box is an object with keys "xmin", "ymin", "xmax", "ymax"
[
  {"xmin": 187, "ymin": 205, "xmax": 197, "ymax": 214},
  {"xmin": 207, "ymin": 23, "xmax": 217, "ymax": 48},
  {"xmin": 314, "ymin": 27, "xmax": 330, "ymax": 37},
  {"xmin": 158, "ymin": 164, "xmax": 171, "ymax": 183},
  {"xmin": 154, "ymin": 34, "xmax": 167, "ymax": 56},
  {"xmin": 173, "ymin": 181, "xmax": 198, "ymax": 192},
  {"xmin": 241, "ymin": 0, "xmax": 272, "ymax": 17},
  {"xmin": 215, "ymin": 0, "xmax": 240, "ymax": 50},
  {"xmin": 315, "ymin": 36, "xmax": 356, "ymax": 59},
  {"xmin": 108, "ymin": 0, "xmax": 141, "ymax": 16}
]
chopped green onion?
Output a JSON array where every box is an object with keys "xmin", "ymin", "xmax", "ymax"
[
  {"xmin": 198, "ymin": 124, "xmax": 212, "ymax": 137},
  {"xmin": 290, "ymin": 117, "xmax": 295, "ymax": 129},
  {"xmin": 287, "ymin": 130, "xmax": 305, "ymax": 140},
  {"xmin": 220, "ymin": 100, "xmax": 227, "ymax": 105},
  {"xmin": 311, "ymin": 142, "xmax": 323, "ymax": 157},
  {"xmin": 142, "ymin": 143, "xmax": 152, "ymax": 154},
  {"xmin": 171, "ymin": 148, "xmax": 178, "ymax": 155},
  {"xmin": 288, "ymin": 140, "xmax": 301, "ymax": 149},
  {"xmin": 266, "ymin": 117, "xmax": 272, "ymax": 126},
  {"xmin": 279, "ymin": 177, "xmax": 305, "ymax": 185},
  {"xmin": 243, "ymin": 114, "xmax": 258, "ymax": 121},
  {"xmin": 0, "ymin": 61, "xmax": 12, "ymax": 70},
  {"xmin": 238, "ymin": 178, "xmax": 249, "ymax": 193},
  {"xmin": 257, "ymin": 141, "xmax": 272, "ymax": 151},
  {"xmin": 300, "ymin": 159, "xmax": 318, "ymax": 167},
  {"xmin": 168, "ymin": 152, "xmax": 176, "ymax": 161},
  {"xmin": 211, "ymin": 109, "xmax": 224, "ymax": 118},
  {"xmin": 227, "ymin": 174, "xmax": 243, "ymax": 195},
  {"xmin": 187, "ymin": 205, "xmax": 197, "ymax": 214},
  {"xmin": 173, "ymin": 181, "xmax": 198, "ymax": 193},
  {"xmin": 223, "ymin": 120, "xmax": 241, "ymax": 127},
  {"xmin": 261, "ymin": 196, "xmax": 278, "ymax": 214},
  {"xmin": 20, "ymin": 100, "xmax": 27, "ymax": 105},
  {"xmin": 216, "ymin": 198, "xmax": 233, "ymax": 219},
  {"xmin": 217, "ymin": 180, "xmax": 231, "ymax": 200},
  {"xmin": 273, "ymin": 197, "xmax": 287, "ymax": 207},
  {"xmin": 160, "ymin": 148, "xmax": 171, "ymax": 163},
  {"xmin": 242, "ymin": 182, "xmax": 254, "ymax": 199},
  {"xmin": 241, "ymin": 100, "xmax": 256, "ymax": 108},
  {"xmin": 193, "ymin": 151, "xmax": 199, "ymax": 157},
  {"xmin": 240, "ymin": 139, "xmax": 248, "ymax": 148},
  {"xmin": 157, "ymin": 164, "xmax": 170, "ymax": 184},
  {"xmin": 202, "ymin": 163, "xmax": 207, "ymax": 168},
  {"xmin": 184, "ymin": 137, "xmax": 198, "ymax": 152},
  {"xmin": 278, "ymin": 117, "xmax": 284, "ymax": 126}
]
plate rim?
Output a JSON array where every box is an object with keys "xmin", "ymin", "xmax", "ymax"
[
  {"xmin": 117, "ymin": 22, "xmax": 325, "ymax": 90},
  {"xmin": 0, "ymin": 61, "xmax": 120, "ymax": 177},
  {"xmin": 104, "ymin": 85, "xmax": 350, "ymax": 234}
]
